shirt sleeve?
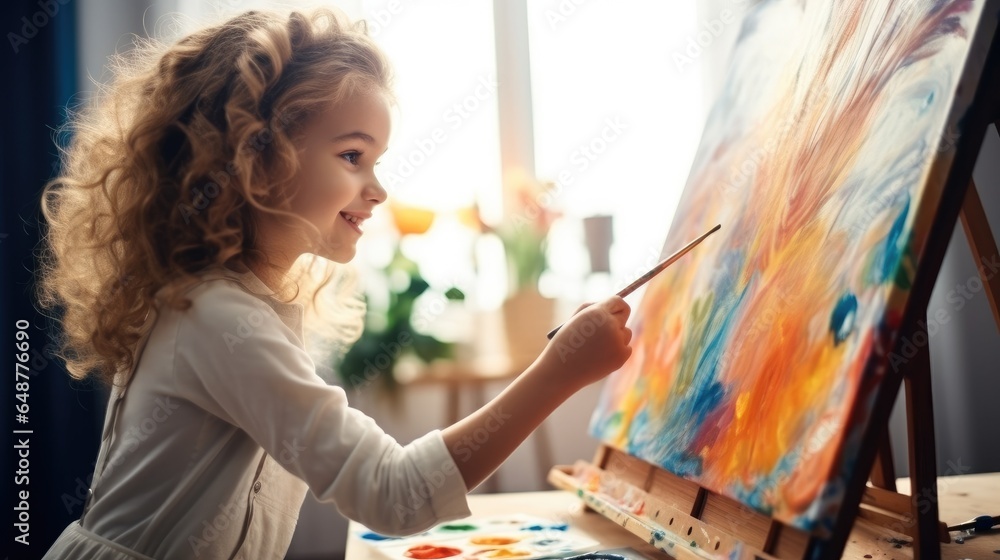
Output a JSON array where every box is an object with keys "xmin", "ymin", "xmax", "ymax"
[{"xmin": 171, "ymin": 280, "xmax": 472, "ymax": 536}]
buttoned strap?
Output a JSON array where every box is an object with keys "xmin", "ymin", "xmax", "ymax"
[
  {"xmin": 79, "ymin": 311, "xmax": 157, "ymax": 526},
  {"xmin": 79, "ymin": 269, "xmax": 264, "ymax": 526},
  {"xmin": 227, "ymin": 448, "xmax": 269, "ymax": 560}
]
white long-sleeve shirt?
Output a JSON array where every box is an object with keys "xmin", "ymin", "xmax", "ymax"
[{"xmin": 42, "ymin": 265, "xmax": 472, "ymax": 559}]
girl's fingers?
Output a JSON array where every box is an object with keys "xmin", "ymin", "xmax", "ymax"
[{"xmin": 603, "ymin": 295, "xmax": 630, "ymax": 318}]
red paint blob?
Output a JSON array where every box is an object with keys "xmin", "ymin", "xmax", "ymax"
[{"xmin": 404, "ymin": 544, "xmax": 463, "ymax": 559}]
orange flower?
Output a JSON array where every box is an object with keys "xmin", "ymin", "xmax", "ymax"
[
  {"xmin": 389, "ymin": 201, "xmax": 435, "ymax": 235},
  {"xmin": 456, "ymin": 204, "xmax": 490, "ymax": 233},
  {"xmin": 509, "ymin": 179, "xmax": 561, "ymax": 235}
]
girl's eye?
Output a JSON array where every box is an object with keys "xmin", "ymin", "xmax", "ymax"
[{"xmin": 341, "ymin": 151, "xmax": 361, "ymax": 165}]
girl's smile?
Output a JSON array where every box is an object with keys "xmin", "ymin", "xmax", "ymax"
[{"xmin": 338, "ymin": 210, "xmax": 370, "ymax": 234}]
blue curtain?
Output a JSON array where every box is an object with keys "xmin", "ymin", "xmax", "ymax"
[{"xmin": 2, "ymin": 0, "xmax": 110, "ymax": 555}]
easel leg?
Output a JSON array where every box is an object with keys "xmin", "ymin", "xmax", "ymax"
[
  {"xmin": 869, "ymin": 426, "xmax": 897, "ymax": 491},
  {"xmin": 959, "ymin": 179, "xmax": 1000, "ymax": 332},
  {"xmin": 904, "ymin": 315, "xmax": 941, "ymax": 560}
]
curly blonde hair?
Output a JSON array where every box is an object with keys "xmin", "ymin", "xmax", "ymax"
[{"xmin": 37, "ymin": 8, "xmax": 392, "ymax": 387}]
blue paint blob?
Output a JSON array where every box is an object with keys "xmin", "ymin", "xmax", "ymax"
[
  {"xmin": 521, "ymin": 523, "xmax": 568, "ymax": 532},
  {"xmin": 830, "ymin": 293, "xmax": 858, "ymax": 345},
  {"xmin": 922, "ymin": 89, "xmax": 935, "ymax": 111},
  {"xmin": 360, "ymin": 532, "xmax": 398, "ymax": 541},
  {"xmin": 653, "ymin": 529, "xmax": 666, "ymax": 541}
]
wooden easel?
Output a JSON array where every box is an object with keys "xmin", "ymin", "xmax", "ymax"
[
  {"xmin": 547, "ymin": 42, "xmax": 1000, "ymax": 560},
  {"xmin": 842, "ymin": 51, "xmax": 1000, "ymax": 556},
  {"xmin": 847, "ymin": 168, "xmax": 1000, "ymax": 560}
]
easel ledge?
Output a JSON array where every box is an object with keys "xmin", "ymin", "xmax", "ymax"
[
  {"xmin": 548, "ymin": 448, "xmax": 810, "ymax": 560},
  {"xmin": 548, "ymin": 105, "xmax": 1000, "ymax": 559}
]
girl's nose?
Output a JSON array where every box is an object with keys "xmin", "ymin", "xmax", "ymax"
[{"xmin": 367, "ymin": 178, "xmax": 388, "ymax": 205}]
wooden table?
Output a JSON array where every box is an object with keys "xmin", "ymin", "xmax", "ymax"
[{"xmin": 345, "ymin": 472, "xmax": 1000, "ymax": 559}]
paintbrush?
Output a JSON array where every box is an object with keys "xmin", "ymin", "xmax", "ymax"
[{"xmin": 545, "ymin": 223, "xmax": 721, "ymax": 340}]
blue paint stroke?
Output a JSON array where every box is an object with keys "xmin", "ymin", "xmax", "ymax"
[
  {"xmin": 868, "ymin": 197, "xmax": 909, "ymax": 285},
  {"xmin": 520, "ymin": 523, "xmax": 568, "ymax": 532},
  {"xmin": 830, "ymin": 292, "xmax": 858, "ymax": 344},
  {"xmin": 360, "ymin": 532, "xmax": 399, "ymax": 541}
]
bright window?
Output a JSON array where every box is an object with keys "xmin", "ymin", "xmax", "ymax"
[
  {"xmin": 363, "ymin": 0, "xmax": 502, "ymax": 214},
  {"xmin": 356, "ymin": 0, "xmax": 503, "ymax": 313},
  {"xmin": 169, "ymin": 1, "xmax": 708, "ymax": 307},
  {"xmin": 525, "ymin": 0, "xmax": 703, "ymax": 301}
]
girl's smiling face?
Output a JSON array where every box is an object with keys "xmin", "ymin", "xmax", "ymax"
[{"xmin": 279, "ymin": 89, "xmax": 391, "ymax": 264}]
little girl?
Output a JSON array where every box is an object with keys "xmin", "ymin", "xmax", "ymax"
[{"xmin": 39, "ymin": 8, "xmax": 632, "ymax": 559}]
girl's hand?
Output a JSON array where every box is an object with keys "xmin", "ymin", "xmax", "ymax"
[
  {"xmin": 443, "ymin": 295, "xmax": 632, "ymax": 492},
  {"xmin": 537, "ymin": 295, "xmax": 633, "ymax": 391}
]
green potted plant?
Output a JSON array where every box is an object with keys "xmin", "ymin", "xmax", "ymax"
[
  {"xmin": 485, "ymin": 178, "xmax": 562, "ymax": 367},
  {"xmin": 334, "ymin": 203, "xmax": 464, "ymax": 393}
]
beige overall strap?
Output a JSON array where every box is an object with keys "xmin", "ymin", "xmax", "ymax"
[
  {"xmin": 227, "ymin": 449, "xmax": 269, "ymax": 560},
  {"xmin": 79, "ymin": 312, "xmax": 157, "ymax": 525},
  {"xmin": 79, "ymin": 269, "xmax": 254, "ymax": 526}
]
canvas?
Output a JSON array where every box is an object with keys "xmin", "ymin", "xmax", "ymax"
[{"xmin": 589, "ymin": 0, "xmax": 998, "ymax": 533}]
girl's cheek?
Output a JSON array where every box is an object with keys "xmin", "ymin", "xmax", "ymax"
[
  {"xmin": 296, "ymin": 154, "xmax": 355, "ymax": 212},
  {"xmin": 310, "ymin": 180, "xmax": 355, "ymax": 224},
  {"xmin": 301, "ymin": 164, "xmax": 342, "ymax": 205}
]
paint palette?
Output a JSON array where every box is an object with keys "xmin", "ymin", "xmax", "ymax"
[{"xmin": 356, "ymin": 514, "xmax": 600, "ymax": 559}]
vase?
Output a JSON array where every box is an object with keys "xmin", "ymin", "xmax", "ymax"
[
  {"xmin": 583, "ymin": 214, "xmax": 614, "ymax": 273},
  {"xmin": 501, "ymin": 287, "xmax": 557, "ymax": 369}
]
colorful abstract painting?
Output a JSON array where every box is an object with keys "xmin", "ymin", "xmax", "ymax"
[{"xmin": 589, "ymin": 0, "xmax": 998, "ymax": 534}]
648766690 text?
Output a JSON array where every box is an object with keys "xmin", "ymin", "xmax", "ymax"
[{"xmin": 14, "ymin": 318, "xmax": 33, "ymax": 546}]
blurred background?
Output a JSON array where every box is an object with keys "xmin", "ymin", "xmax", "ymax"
[{"xmin": 3, "ymin": 0, "xmax": 998, "ymax": 558}]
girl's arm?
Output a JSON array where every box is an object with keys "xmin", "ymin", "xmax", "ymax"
[{"xmin": 441, "ymin": 295, "xmax": 632, "ymax": 491}]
